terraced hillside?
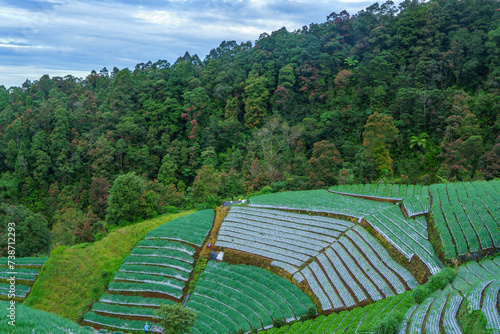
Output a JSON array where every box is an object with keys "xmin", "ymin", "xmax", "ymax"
[
  {"xmin": 401, "ymin": 256, "xmax": 500, "ymax": 334},
  {"xmin": 216, "ymin": 206, "xmax": 418, "ymax": 313},
  {"xmin": 0, "ymin": 257, "xmax": 47, "ymax": 302},
  {"xmin": 256, "ymin": 292, "xmax": 414, "ymax": 334},
  {"xmin": 83, "ymin": 209, "xmax": 214, "ymax": 333},
  {"xmin": 186, "ymin": 261, "xmax": 315, "ymax": 333},
  {"xmin": 31, "ymin": 180, "xmax": 499, "ymax": 334},
  {"xmin": 252, "ymin": 255, "xmax": 500, "ymax": 334},
  {"xmin": 430, "ymin": 181, "xmax": 500, "ymax": 260}
]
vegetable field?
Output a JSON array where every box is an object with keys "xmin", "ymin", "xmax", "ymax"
[
  {"xmin": 0, "ymin": 300, "xmax": 93, "ymax": 333},
  {"xmin": 83, "ymin": 210, "xmax": 214, "ymax": 333},
  {"xmin": 430, "ymin": 181, "xmax": 500, "ymax": 259},
  {"xmin": 257, "ymin": 292, "xmax": 413, "ymax": 334},
  {"xmin": 401, "ymin": 256, "xmax": 500, "ymax": 334},
  {"xmin": 296, "ymin": 225, "xmax": 417, "ymax": 312},
  {"xmin": 186, "ymin": 261, "xmax": 315, "ymax": 333},
  {"xmin": 249, "ymin": 189, "xmax": 392, "ymax": 218},
  {"xmin": 216, "ymin": 206, "xmax": 354, "ymax": 272},
  {"xmin": 0, "ymin": 257, "xmax": 47, "ymax": 301},
  {"xmin": 365, "ymin": 206, "xmax": 442, "ymax": 274},
  {"xmin": 217, "ymin": 206, "xmax": 418, "ymax": 312}
]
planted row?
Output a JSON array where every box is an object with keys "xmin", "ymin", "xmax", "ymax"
[
  {"xmin": 186, "ymin": 262, "xmax": 315, "ymax": 332},
  {"xmin": 145, "ymin": 209, "xmax": 214, "ymax": 247},
  {"xmin": 249, "ymin": 189, "xmax": 393, "ymax": 218}
]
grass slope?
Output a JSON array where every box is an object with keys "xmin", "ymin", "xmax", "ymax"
[
  {"xmin": 0, "ymin": 301, "xmax": 93, "ymax": 334},
  {"xmin": 24, "ymin": 211, "xmax": 193, "ymax": 323}
]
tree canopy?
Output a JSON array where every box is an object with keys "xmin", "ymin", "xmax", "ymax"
[{"xmin": 0, "ymin": 0, "xmax": 499, "ymax": 247}]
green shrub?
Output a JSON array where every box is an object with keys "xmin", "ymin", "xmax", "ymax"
[
  {"xmin": 272, "ymin": 318, "xmax": 285, "ymax": 328},
  {"xmin": 260, "ymin": 185, "xmax": 274, "ymax": 194},
  {"xmin": 306, "ymin": 305, "xmax": 317, "ymax": 318},
  {"xmin": 427, "ymin": 268, "xmax": 455, "ymax": 291},
  {"xmin": 458, "ymin": 299, "xmax": 489, "ymax": 334},
  {"xmin": 412, "ymin": 267, "xmax": 455, "ymax": 303},
  {"xmin": 370, "ymin": 311, "xmax": 403, "ymax": 334},
  {"xmin": 412, "ymin": 285, "xmax": 430, "ymax": 303}
]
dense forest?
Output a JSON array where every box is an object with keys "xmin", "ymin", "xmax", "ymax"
[{"xmin": 0, "ymin": 0, "xmax": 499, "ymax": 256}]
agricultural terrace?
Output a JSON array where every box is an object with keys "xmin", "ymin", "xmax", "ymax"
[
  {"xmin": 329, "ymin": 184, "xmax": 431, "ymax": 217},
  {"xmin": 0, "ymin": 300, "xmax": 93, "ymax": 333},
  {"xmin": 249, "ymin": 189, "xmax": 440, "ymax": 276},
  {"xmin": 249, "ymin": 189, "xmax": 392, "ymax": 219},
  {"xmin": 430, "ymin": 181, "xmax": 500, "ymax": 260},
  {"xmin": 400, "ymin": 255, "xmax": 500, "ymax": 334},
  {"xmin": 257, "ymin": 292, "xmax": 413, "ymax": 334},
  {"xmin": 216, "ymin": 207, "xmax": 418, "ymax": 312},
  {"xmin": 186, "ymin": 261, "xmax": 315, "ymax": 333},
  {"xmin": 364, "ymin": 206, "xmax": 443, "ymax": 274},
  {"xmin": 254, "ymin": 254, "xmax": 500, "ymax": 334},
  {"xmin": 0, "ymin": 257, "xmax": 47, "ymax": 302},
  {"xmin": 83, "ymin": 209, "xmax": 214, "ymax": 333}
]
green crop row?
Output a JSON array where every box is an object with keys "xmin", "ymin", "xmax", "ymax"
[
  {"xmin": 0, "ymin": 282, "xmax": 30, "ymax": 293},
  {"xmin": 136, "ymin": 239, "xmax": 196, "ymax": 255},
  {"xmin": 130, "ymin": 247, "xmax": 193, "ymax": 263},
  {"xmin": 0, "ymin": 267, "xmax": 39, "ymax": 275},
  {"xmin": 92, "ymin": 302, "xmax": 159, "ymax": 318},
  {"xmin": 145, "ymin": 209, "xmax": 214, "ymax": 247},
  {"xmin": 84, "ymin": 312, "xmax": 161, "ymax": 333},
  {"xmin": 123, "ymin": 255, "xmax": 192, "ymax": 272},
  {"xmin": 114, "ymin": 272, "xmax": 185, "ymax": 289},
  {"xmin": 0, "ymin": 257, "xmax": 47, "ymax": 266},
  {"xmin": 250, "ymin": 189, "xmax": 392, "ymax": 218},
  {"xmin": 119, "ymin": 264, "xmax": 189, "ymax": 281},
  {"xmin": 99, "ymin": 293, "xmax": 174, "ymax": 307},
  {"xmin": 108, "ymin": 282, "xmax": 183, "ymax": 299}
]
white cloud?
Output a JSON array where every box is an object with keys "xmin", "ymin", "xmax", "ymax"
[
  {"xmin": 0, "ymin": 65, "xmax": 90, "ymax": 88},
  {"xmin": 0, "ymin": 0, "xmax": 395, "ymax": 88},
  {"xmin": 133, "ymin": 10, "xmax": 191, "ymax": 28}
]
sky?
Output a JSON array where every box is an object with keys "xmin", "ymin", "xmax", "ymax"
[{"xmin": 0, "ymin": 0, "xmax": 397, "ymax": 88}]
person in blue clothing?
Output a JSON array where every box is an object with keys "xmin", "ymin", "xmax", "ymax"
[{"xmin": 144, "ymin": 322, "xmax": 150, "ymax": 334}]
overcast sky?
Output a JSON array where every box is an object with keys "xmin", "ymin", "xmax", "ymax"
[{"xmin": 0, "ymin": 0, "xmax": 397, "ymax": 88}]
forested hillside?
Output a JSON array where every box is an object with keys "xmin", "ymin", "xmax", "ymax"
[{"xmin": 0, "ymin": 0, "xmax": 499, "ymax": 256}]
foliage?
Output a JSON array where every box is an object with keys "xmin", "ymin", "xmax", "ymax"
[
  {"xmin": 411, "ymin": 267, "xmax": 455, "ymax": 303},
  {"xmin": 369, "ymin": 311, "xmax": 403, "ymax": 334},
  {"xmin": 457, "ymin": 299, "xmax": 489, "ymax": 334},
  {"xmin": 154, "ymin": 303, "xmax": 198, "ymax": 334},
  {"xmin": 0, "ymin": 204, "xmax": 51, "ymax": 257},
  {"xmin": 106, "ymin": 172, "xmax": 156, "ymax": 226}
]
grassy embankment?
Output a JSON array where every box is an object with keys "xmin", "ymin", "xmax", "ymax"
[{"xmin": 24, "ymin": 211, "xmax": 193, "ymax": 323}]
